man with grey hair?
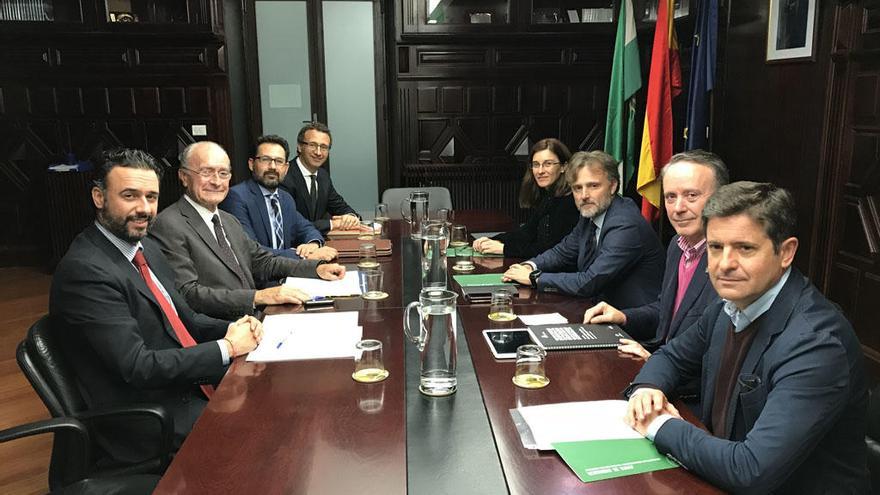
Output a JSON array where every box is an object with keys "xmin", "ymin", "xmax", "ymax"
[
  {"xmin": 150, "ymin": 141, "xmax": 346, "ymax": 320},
  {"xmin": 503, "ymin": 150, "xmax": 664, "ymax": 309},
  {"xmin": 624, "ymin": 181, "xmax": 869, "ymax": 493},
  {"xmin": 584, "ymin": 150, "xmax": 729, "ymax": 356}
]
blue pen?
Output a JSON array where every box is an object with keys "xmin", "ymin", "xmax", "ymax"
[{"xmin": 276, "ymin": 330, "xmax": 293, "ymax": 349}]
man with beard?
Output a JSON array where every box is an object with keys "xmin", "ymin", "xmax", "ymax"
[
  {"xmin": 220, "ymin": 135, "xmax": 337, "ymax": 261},
  {"xmin": 502, "ymin": 151, "xmax": 664, "ymax": 314},
  {"xmin": 50, "ymin": 148, "xmax": 262, "ymax": 462},
  {"xmin": 149, "ymin": 141, "xmax": 346, "ymax": 320},
  {"xmin": 279, "ymin": 122, "xmax": 360, "ymax": 234}
]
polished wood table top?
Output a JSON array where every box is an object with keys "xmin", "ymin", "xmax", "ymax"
[
  {"xmin": 459, "ymin": 304, "xmax": 723, "ymax": 495},
  {"xmin": 155, "ymin": 212, "xmax": 724, "ymax": 494}
]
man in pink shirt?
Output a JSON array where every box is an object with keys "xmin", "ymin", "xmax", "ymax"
[{"xmin": 584, "ymin": 150, "xmax": 728, "ymax": 362}]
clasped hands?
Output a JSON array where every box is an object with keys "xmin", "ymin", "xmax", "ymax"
[
  {"xmin": 295, "ymin": 242, "xmax": 338, "ymax": 261},
  {"xmin": 625, "ymin": 388, "xmax": 681, "ymax": 435},
  {"xmin": 472, "ymin": 236, "xmax": 504, "ymax": 255},
  {"xmin": 330, "ymin": 214, "xmax": 365, "ymax": 231},
  {"xmin": 224, "ymin": 315, "xmax": 263, "ymax": 358},
  {"xmin": 501, "ymin": 263, "xmax": 533, "ymax": 284}
]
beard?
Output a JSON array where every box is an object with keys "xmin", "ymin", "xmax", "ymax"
[
  {"xmin": 578, "ymin": 194, "xmax": 612, "ymax": 219},
  {"xmin": 255, "ymin": 171, "xmax": 281, "ymax": 189},
  {"xmin": 98, "ymin": 210, "xmax": 154, "ymax": 243}
]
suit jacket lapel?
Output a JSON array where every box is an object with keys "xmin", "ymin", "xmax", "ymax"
[
  {"xmin": 291, "ymin": 169, "xmax": 314, "ymax": 220},
  {"xmin": 84, "ymin": 225, "xmax": 181, "ymax": 344},
  {"xmin": 177, "ymin": 198, "xmax": 246, "ymax": 284},
  {"xmin": 247, "ymin": 180, "xmax": 273, "ymax": 247},
  {"xmin": 667, "ymin": 252, "xmax": 709, "ymax": 337},
  {"xmin": 721, "ymin": 271, "xmax": 803, "ymax": 438}
]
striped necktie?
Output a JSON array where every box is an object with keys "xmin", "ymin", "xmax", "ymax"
[{"xmin": 269, "ymin": 193, "xmax": 283, "ymax": 249}]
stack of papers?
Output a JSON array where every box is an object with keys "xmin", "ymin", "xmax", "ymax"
[
  {"xmin": 285, "ymin": 270, "xmax": 362, "ymax": 297},
  {"xmin": 247, "ymin": 311, "xmax": 362, "ymax": 362},
  {"xmin": 517, "ymin": 313, "xmax": 568, "ymax": 325}
]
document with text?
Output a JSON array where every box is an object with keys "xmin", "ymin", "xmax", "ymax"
[{"xmin": 247, "ymin": 312, "xmax": 362, "ymax": 362}]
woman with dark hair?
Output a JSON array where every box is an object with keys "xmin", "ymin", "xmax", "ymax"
[{"xmin": 473, "ymin": 138, "xmax": 580, "ymax": 258}]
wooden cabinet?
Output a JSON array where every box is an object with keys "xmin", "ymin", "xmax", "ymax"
[{"xmin": 0, "ymin": 0, "xmax": 230, "ymax": 266}]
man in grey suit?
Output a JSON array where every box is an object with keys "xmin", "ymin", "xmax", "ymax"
[
  {"xmin": 150, "ymin": 141, "xmax": 346, "ymax": 320},
  {"xmin": 625, "ymin": 182, "xmax": 869, "ymax": 493}
]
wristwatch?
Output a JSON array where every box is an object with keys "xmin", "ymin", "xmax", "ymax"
[{"xmin": 529, "ymin": 269, "xmax": 542, "ymax": 288}]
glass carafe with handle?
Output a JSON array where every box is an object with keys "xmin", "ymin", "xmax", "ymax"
[
  {"xmin": 400, "ymin": 190, "xmax": 429, "ymax": 239},
  {"xmin": 404, "ymin": 288, "xmax": 458, "ymax": 396}
]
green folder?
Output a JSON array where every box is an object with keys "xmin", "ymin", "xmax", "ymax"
[
  {"xmin": 452, "ymin": 273, "xmax": 511, "ymax": 287},
  {"xmin": 553, "ymin": 438, "xmax": 679, "ymax": 483}
]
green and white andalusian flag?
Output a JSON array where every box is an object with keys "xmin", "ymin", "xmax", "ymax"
[{"xmin": 604, "ymin": 0, "xmax": 642, "ymax": 195}]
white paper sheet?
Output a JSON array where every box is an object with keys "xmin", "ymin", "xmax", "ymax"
[
  {"xmin": 517, "ymin": 313, "xmax": 569, "ymax": 326},
  {"xmin": 284, "ymin": 270, "xmax": 362, "ymax": 297},
  {"xmin": 246, "ymin": 312, "xmax": 362, "ymax": 362},
  {"xmin": 515, "ymin": 401, "xmax": 641, "ymax": 450}
]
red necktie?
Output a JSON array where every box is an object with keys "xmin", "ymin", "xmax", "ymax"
[{"xmin": 132, "ymin": 250, "xmax": 214, "ymax": 399}]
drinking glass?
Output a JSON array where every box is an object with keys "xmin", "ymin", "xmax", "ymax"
[
  {"xmin": 436, "ymin": 208, "xmax": 453, "ymax": 227},
  {"xmin": 374, "ymin": 203, "xmax": 390, "ymax": 222},
  {"xmin": 488, "ymin": 291, "xmax": 516, "ymax": 321},
  {"xmin": 358, "ymin": 220, "xmax": 376, "ymax": 240},
  {"xmin": 452, "ymin": 245, "xmax": 475, "ymax": 272},
  {"xmin": 512, "ymin": 344, "xmax": 549, "ymax": 389},
  {"xmin": 352, "ymin": 339, "xmax": 389, "ymax": 383},
  {"xmin": 358, "ymin": 243, "xmax": 379, "ymax": 268},
  {"xmin": 449, "ymin": 224, "xmax": 469, "ymax": 248},
  {"xmin": 360, "ymin": 267, "xmax": 388, "ymax": 300}
]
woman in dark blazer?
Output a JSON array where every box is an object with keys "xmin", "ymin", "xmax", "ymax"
[{"xmin": 472, "ymin": 138, "xmax": 580, "ymax": 258}]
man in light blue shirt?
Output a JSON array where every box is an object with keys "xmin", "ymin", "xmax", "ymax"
[{"xmin": 624, "ymin": 181, "xmax": 869, "ymax": 493}]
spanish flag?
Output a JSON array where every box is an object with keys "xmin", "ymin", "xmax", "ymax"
[{"xmin": 636, "ymin": 0, "xmax": 682, "ymax": 221}]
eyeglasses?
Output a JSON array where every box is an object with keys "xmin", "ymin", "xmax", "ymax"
[
  {"xmin": 254, "ymin": 155, "xmax": 288, "ymax": 167},
  {"xmin": 300, "ymin": 141, "xmax": 331, "ymax": 153},
  {"xmin": 531, "ymin": 160, "xmax": 561, "ymax": 170},
  {"xmin": 181, "ymin": 167, "xmax": 232, "ymax": 180}
]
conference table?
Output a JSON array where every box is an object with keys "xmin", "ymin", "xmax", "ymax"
[{"xmin": 154, "ymin": 211, "xmax": 723, "ymax": 494}]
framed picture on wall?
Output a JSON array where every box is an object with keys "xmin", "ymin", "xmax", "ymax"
[{"xmin": 766, "ymin": 0, "xmax": 817, "ymax": 62}]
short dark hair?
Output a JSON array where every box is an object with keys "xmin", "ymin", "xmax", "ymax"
[
  {"xmin": 93, "ymin": 148, "xmax": 163, "ymax": 191},
  {"xmin": 519, "ymin": 138, "xmax": 573, "ymax": 208},
  {"xmin": 565, "ymin": 151, "xmax": 620, "ymax": 193},
  {"xmin": 254, "ymin": 134, "xmax": 291, "ymax": 161},
  {"xmin": 702, "ymin": 181, "xmax": 797, "ymax": 253},
  {"xmin": 296, "ymin": 122, "xmax": 332, "ymax": 146},
  {"xmin": 662, "ymin": 149, "xmax": 730, "ymax": 190}
]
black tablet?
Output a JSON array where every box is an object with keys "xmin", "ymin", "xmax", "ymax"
[{"xmin": 482, "ymin": 329, "xmax": 533, "ymax": 359}]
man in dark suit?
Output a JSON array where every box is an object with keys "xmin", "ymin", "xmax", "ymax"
[
  {"xmin": 220, "ymin": 134, "xmax": 337, "ymax": 261},
  {"xmin": 625, "ymin": 182, "xmax": 869, "ymax": 493},
  {"xmin": 50, "ymin": 149, "xmax": 261, "ymax": 462},
  {"xmin": 583, "ymin": 150, "xmax": 728, "ymax": 350},
  {"xmin": 149, "ymin": 141, "xmax": 346, "ymax": 320},
  {"xmin": 502, "ymin": 151, "xmax": 664, "ymax": 310},
  {"xmin": 279, "ymin": 122, "xmax": 360, "ymax": 234}
]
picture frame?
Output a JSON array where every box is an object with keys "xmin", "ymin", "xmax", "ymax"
[{"xmin": 766, "ymin": 0, "xmax": 817, "ymax": 62}]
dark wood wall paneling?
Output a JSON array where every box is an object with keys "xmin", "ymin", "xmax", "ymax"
[{"xmin": 0, "ymin": 0, "xmax": 232, "ymax": 267}]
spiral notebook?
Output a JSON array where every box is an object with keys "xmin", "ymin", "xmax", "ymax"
[{"xmin": 526, "ymin": 323, "xmax": 630, "ymax": 351}]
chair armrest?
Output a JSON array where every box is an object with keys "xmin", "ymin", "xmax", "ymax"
[
  {"xmin": 0, "ymin": 417, "xmax": 92, "ymax": 481},
  {"xmin": 76, "ymin": 403, "xmax": 174, "ymax": 470}
]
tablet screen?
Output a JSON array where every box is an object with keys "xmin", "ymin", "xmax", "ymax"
[{"xmin": 482, "ymin": 329, "xmax": 533, "ymax": 359}]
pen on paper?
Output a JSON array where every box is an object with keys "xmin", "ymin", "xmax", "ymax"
[{"xmin": 276, "ymin": 330, "xmax": 293, "ymax": 349}]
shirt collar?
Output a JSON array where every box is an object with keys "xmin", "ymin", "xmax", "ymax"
[
  {"xmin": 94, "ymin": 221, "xmax": 141, "ymax": 264},
  {"xmin": 183, "ymin": 194, "xmax": 219, "ymax": 225},
  {"xmin": 592, "ymin": 210, "xmax": 607, "ymax": 232},
  {"xmin": 722, "ymin": 267, "xmax": 791, "ymax": 332},
  {"xmin": 256, "ymin": 182, "xmax": 276, "ymax": 197},
  {"xmin": 676, "ymin": 236, "xmax": 707, "ymax": 264},
  {"xmin": 296, "ymin": 157, "xmax": 316, "ymax": 178}
]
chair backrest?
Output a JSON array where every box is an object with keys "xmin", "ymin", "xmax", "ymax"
[
  {"xmin": 380, "ymin": 187, "xmax": 453, "ymax": 220},
  {"xmin": 17, "ymin": 315, "xmax": 87, "ymax": 417}
]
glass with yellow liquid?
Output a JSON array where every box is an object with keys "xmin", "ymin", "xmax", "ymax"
[
  {"xmin": 512, "ymin": 344, "xmax": 549, "ymax": 389},
  {"xmin": 487, "ymin": 291, "xmax": 516, "ymax": 321},
  {"xmin": 352, "ymin": 339, "xmax": 389, "ymax": 383},
  {"xmin": 358, "ymin": 242, "xmax": 380, "ymax": 269}
]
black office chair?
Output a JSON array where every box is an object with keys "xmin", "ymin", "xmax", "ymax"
[
  {"xmin": 0, "ymin": 416, "xmax": 159, "ymax": 495},
  {"xmin": 867, "ymin": 383, "xmax": 880, "ymax": 493},
  {"xmin": 17, "ymin": 315, "xmax": 173, "ymax": 491}
]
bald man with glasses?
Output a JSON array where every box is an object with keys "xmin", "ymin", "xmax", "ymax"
[
  {"xmin": 279, "ymin": 121, "xmax": 360, "ymax": 234},
  {"xmin": 150, "ymin": 141, "xmax": 346, "ymax": 320}
]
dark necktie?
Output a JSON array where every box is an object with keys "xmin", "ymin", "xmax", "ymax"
[
  {"xmin": 211, "ymin": 214, "xmax": 247, "ymax": 284},
  {"xmin": 132, "ymin": 250, "xmax": 214, "ymax": 399},
  {"xmin": 269, "ymin": 193, "xmax": 283, "ymax": 249},
  {"xmin": 309, "ymin": 174, "xmax": 318, "ymax": 217}
]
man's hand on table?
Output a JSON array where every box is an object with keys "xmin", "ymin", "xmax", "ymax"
[
  {"xmin": 502, "ymin": 263, "xmax": 533, "ymax": 285},
  {"xmin": 625, "ymin": 388, "xmax": 681, "ymax": 436},
  {"xmin": 224, "ymin": 315, "xmax": 262, "ymax": 358}
]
